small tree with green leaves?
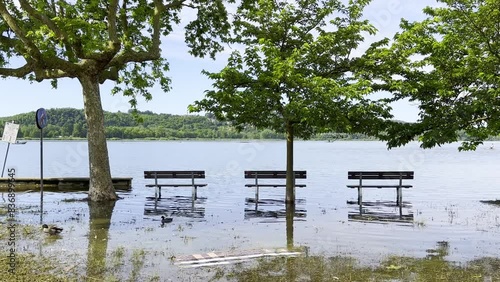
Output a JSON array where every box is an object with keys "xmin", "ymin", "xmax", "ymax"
[
  {"xmin": 0, "ymin": 0, "xmax": 232, "ymax": 201},
  {"xmin": 190, "ymin": 0, "xmax": 391, "ymax": 203},
  {"xmin": 367, "ymin": 0, "xmax": 500, "ymax": 150}
]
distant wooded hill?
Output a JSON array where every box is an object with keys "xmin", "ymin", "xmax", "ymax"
[
  {"xmin": 0, "ymin": 108, "xmax": 368, "ymax": 140},
  {"xmin": 2, "ymin": 108, "xmax": 491, "ymax": 142}
]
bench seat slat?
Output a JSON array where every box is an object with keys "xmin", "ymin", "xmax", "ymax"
[
  {"xmin": 146, "ymin": 184, "xmax": 207, "ymax": 187},
  {"xmin": 144, "ymin": 171, "xmax": 205, "ymax": 179},
  {"xmin": 244, "ymin": 170, "xmax": 307, "ymax": 179},
  {"xmin": 144, "ymin": 170, "xmax": 205, "ymax": 174},
  {"xmin": 245, "ymin": 184, "xmax": 306, "ymax": 188},
  {"xmin": 348, "ymin": 175, "xmax": 414, "ymax": 180},
  {"xmin": 347, "ymin": 185, "xmax": 412, "ymax": 188},
  {"xmin": 348, "ymin": 171, "xmax": 413, "ymax": 180}
]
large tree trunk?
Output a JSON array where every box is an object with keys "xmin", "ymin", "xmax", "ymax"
[
  {"xmin": 80, "ymin": 75, "xmax": 117, "ymax": 201},
  {"xmin": 285, "ymin": 122, "xmax": 294, "ymax": 204}
]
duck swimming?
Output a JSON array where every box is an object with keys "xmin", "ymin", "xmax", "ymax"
[
  {"xmin": 42, "ymin": 224, "xmax": 63, "ymax": 235},
  {"xmin": 161, "ymin": 216, "xmax": 173, "ymax": 224}
]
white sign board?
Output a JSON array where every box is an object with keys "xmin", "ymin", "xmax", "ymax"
[{"xmin": 2, "ymin": 122, "xmax": 20, "ymax": 144}]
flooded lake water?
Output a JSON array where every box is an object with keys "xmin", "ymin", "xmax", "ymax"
[{"xmin": 2, "ymin": 140, "xmax": 500, "ymax": 278}]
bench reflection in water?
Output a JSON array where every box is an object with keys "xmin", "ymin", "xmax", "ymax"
[
  {"xmin": 244, "ymin": 198, "xmax": 307, "ymax": 220},
  {"xmin": 144, "ymin": 196, "xmax": 206, "ymax": 219},
  {"xmin": 347, "ymin": 200, "xmax": 414, "ymax": 225}
]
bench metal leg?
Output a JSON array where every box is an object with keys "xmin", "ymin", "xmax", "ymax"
[
  {"xmin": 398, "ymin": 201, "xmax": 403, "ymax": 218},
  {"xmin": 396, "ymin": 188, "xmax": 401, "ymax": 206},
  {"xmin": 192, "ymin": 186, "xmax": 198, "ymax": 200},
  {"xmin": 255, "ymin": 186, "xmax": 259, "ymax": 203},
  {"xmin": 357, "ymin": 187, "xmax": 363, "ymax": 205},
  {"xmin": 158, "ymin": 187, "xmax": 161, "ymax": 199},
  {"xmin": 399, "ymin": 188, "xmax": 402, "ymax": 206}
]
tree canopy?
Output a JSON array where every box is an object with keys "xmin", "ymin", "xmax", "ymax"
[
  {"xmin": 369, "ymin": 0, "xmax": 500, "ymax": 150},
  {"xmin": 191, "ymin": 0, "xmax": 391, "ymax": 138},
  {"xmin": 0, "ymin": 0, "xmax": 231, "ymax": 105},
  {"xmin": 0, "ymin": 0, "xmax": 233, "ymax": 201},
  {"xmin": 190, "ymin": 0, "xmax": 393, "ymax": 203}
]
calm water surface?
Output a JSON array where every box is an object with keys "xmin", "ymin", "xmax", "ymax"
[{"xmin": 2, "ymin": 140, "xmax": 500, "ymax": 276}]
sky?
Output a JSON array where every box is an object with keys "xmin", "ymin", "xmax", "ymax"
[{"xmin": 0, "ymin": 0, "xmax": 440, "ymax": 122}]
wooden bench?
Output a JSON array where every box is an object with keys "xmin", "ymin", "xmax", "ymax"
[
  {"xmin": 244, "ymin": 170, "xmax": 306, "ymax": 202},
  {"xmin": 347, "ymin": 171, "xmax": 413, "ymax": 206},
  {"xmin": 144, "ymin": 171, "xmax": 207, "ymax": 199}
]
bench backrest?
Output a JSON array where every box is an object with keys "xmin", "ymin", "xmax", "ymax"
[
  {"xmin": 144, "ymin": 171, "xmax": 205, "ymax": 179},
  {"xmin": 348, "ymin": 171, "xmax": 414, "ymax": 180},
  {"xmin": 244, "ymin": 170, "xmax": 307, "ymax": 179}
]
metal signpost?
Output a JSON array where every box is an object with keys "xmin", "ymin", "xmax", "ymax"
[
  {"xmin": 36, "ymin": 108, "xmax": 48, "ymax": 224},
  {"xmin": 1, "ymin": 121, "xmax": 20, "ymax": 177}
]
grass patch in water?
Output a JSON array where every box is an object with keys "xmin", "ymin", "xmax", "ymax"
[
  {"xmin": 1, "ymin": 227, "xmax": 499, "ymax": 282},
  {"xmin": 217, "ymin": 255, "xmax": 500, "ymax": 282},
  {"xmin": 0, "ymin": 248, "xmax": 162, "ymax": 282},
  {"xmin": 0, "ymin": 223, "xmax": 39, "ymax": 240},
  {"xmin": 480, "ymin": 199, "xmax": 500, "ymax": 206},
  {"xmin": 1, "ymin": 248, "xmax": 500, "ymax": 281},
  {"xmin": 0, "ymin": 252, "xmax": 79, "ymax": 282}
]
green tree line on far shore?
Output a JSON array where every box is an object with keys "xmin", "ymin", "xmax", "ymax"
[
  {"xmin": 1, "ymin": 108, "xmax": 499, "ymax": 142},
  {"xmin": 0, "ymin": 108, "xmax": 374, "ymax": 140}
]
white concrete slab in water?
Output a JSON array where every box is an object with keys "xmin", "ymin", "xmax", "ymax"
[{"xmin": 175, "ymin": 248, "xmax": 303, "ymax": 268}]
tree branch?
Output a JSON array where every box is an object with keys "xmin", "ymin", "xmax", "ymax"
[
  {"xmin": 181, "ymin": 2, "xmax": 196, "ymax": 9},
  {"xmin": 120, "ymin": 0, "xmax": 129, "ymax": 40},
  {"xmin": 99, "ymin": 66, "xmax": 119, "ymax": 83},
  {"xmin": 108, "ymin": 50, "xmax": 160, "ymax": 68},
  {"xmin": 0, "ymin": 1, "xmax": 42, "ymax": 62},
  {"xmin": 151, "ymin": 0, "xmax": 164, "ymax": 56},
  {"xmin": 0, "ymin": 62, "xmax": 33, "ymax": 78},
  {"xmin": 33, "ymin": 68, "xmax": 72, "ymax": 81},
  {"xmin": 107, "ymin": 0, "xmax": 168, "ymax": 67},
  {"xmin": 469, "ymin": 116, "xmax": 489, "ymax": 125},
  {"xmin": 18, "ymin": 0, "xmax": 67, "ymax": 42},
  {"xmin": 0, "ymin": 59, "xmax": 78, "ymax": 81},
  {"xmin": 165, "ymin": 0, "xmax": 186, "ymax": 10},
  {"xmin": 108, "ymin": 0, "xmax": 119, "ymax": 43},
  {"xmin": 17, "ymin": 0, "xmax": 83, "ymax": 62},
  {"xmin": 94, "ymin": 0, "xmax": 122, "ymax": 64},
  {"xmin": 0, "ymin": 34, "xmax": 18, "ymax": 49}
]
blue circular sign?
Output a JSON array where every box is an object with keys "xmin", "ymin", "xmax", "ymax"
[{"xmin": 36, "ymin": 108, "xmax": 48, "ymax": 129}]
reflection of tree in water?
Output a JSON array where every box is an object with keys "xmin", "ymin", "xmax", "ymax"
[
  {"xmin": 86, "ymin": 200, "xmax": 115, "ymax": 279},
  {"xmin": 286, "ymin": 203, "xmax": 294, "ymax": 250},
  {"xmin": 285, "ymin": 203, "xmax": 297, "ymax": 281}
]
